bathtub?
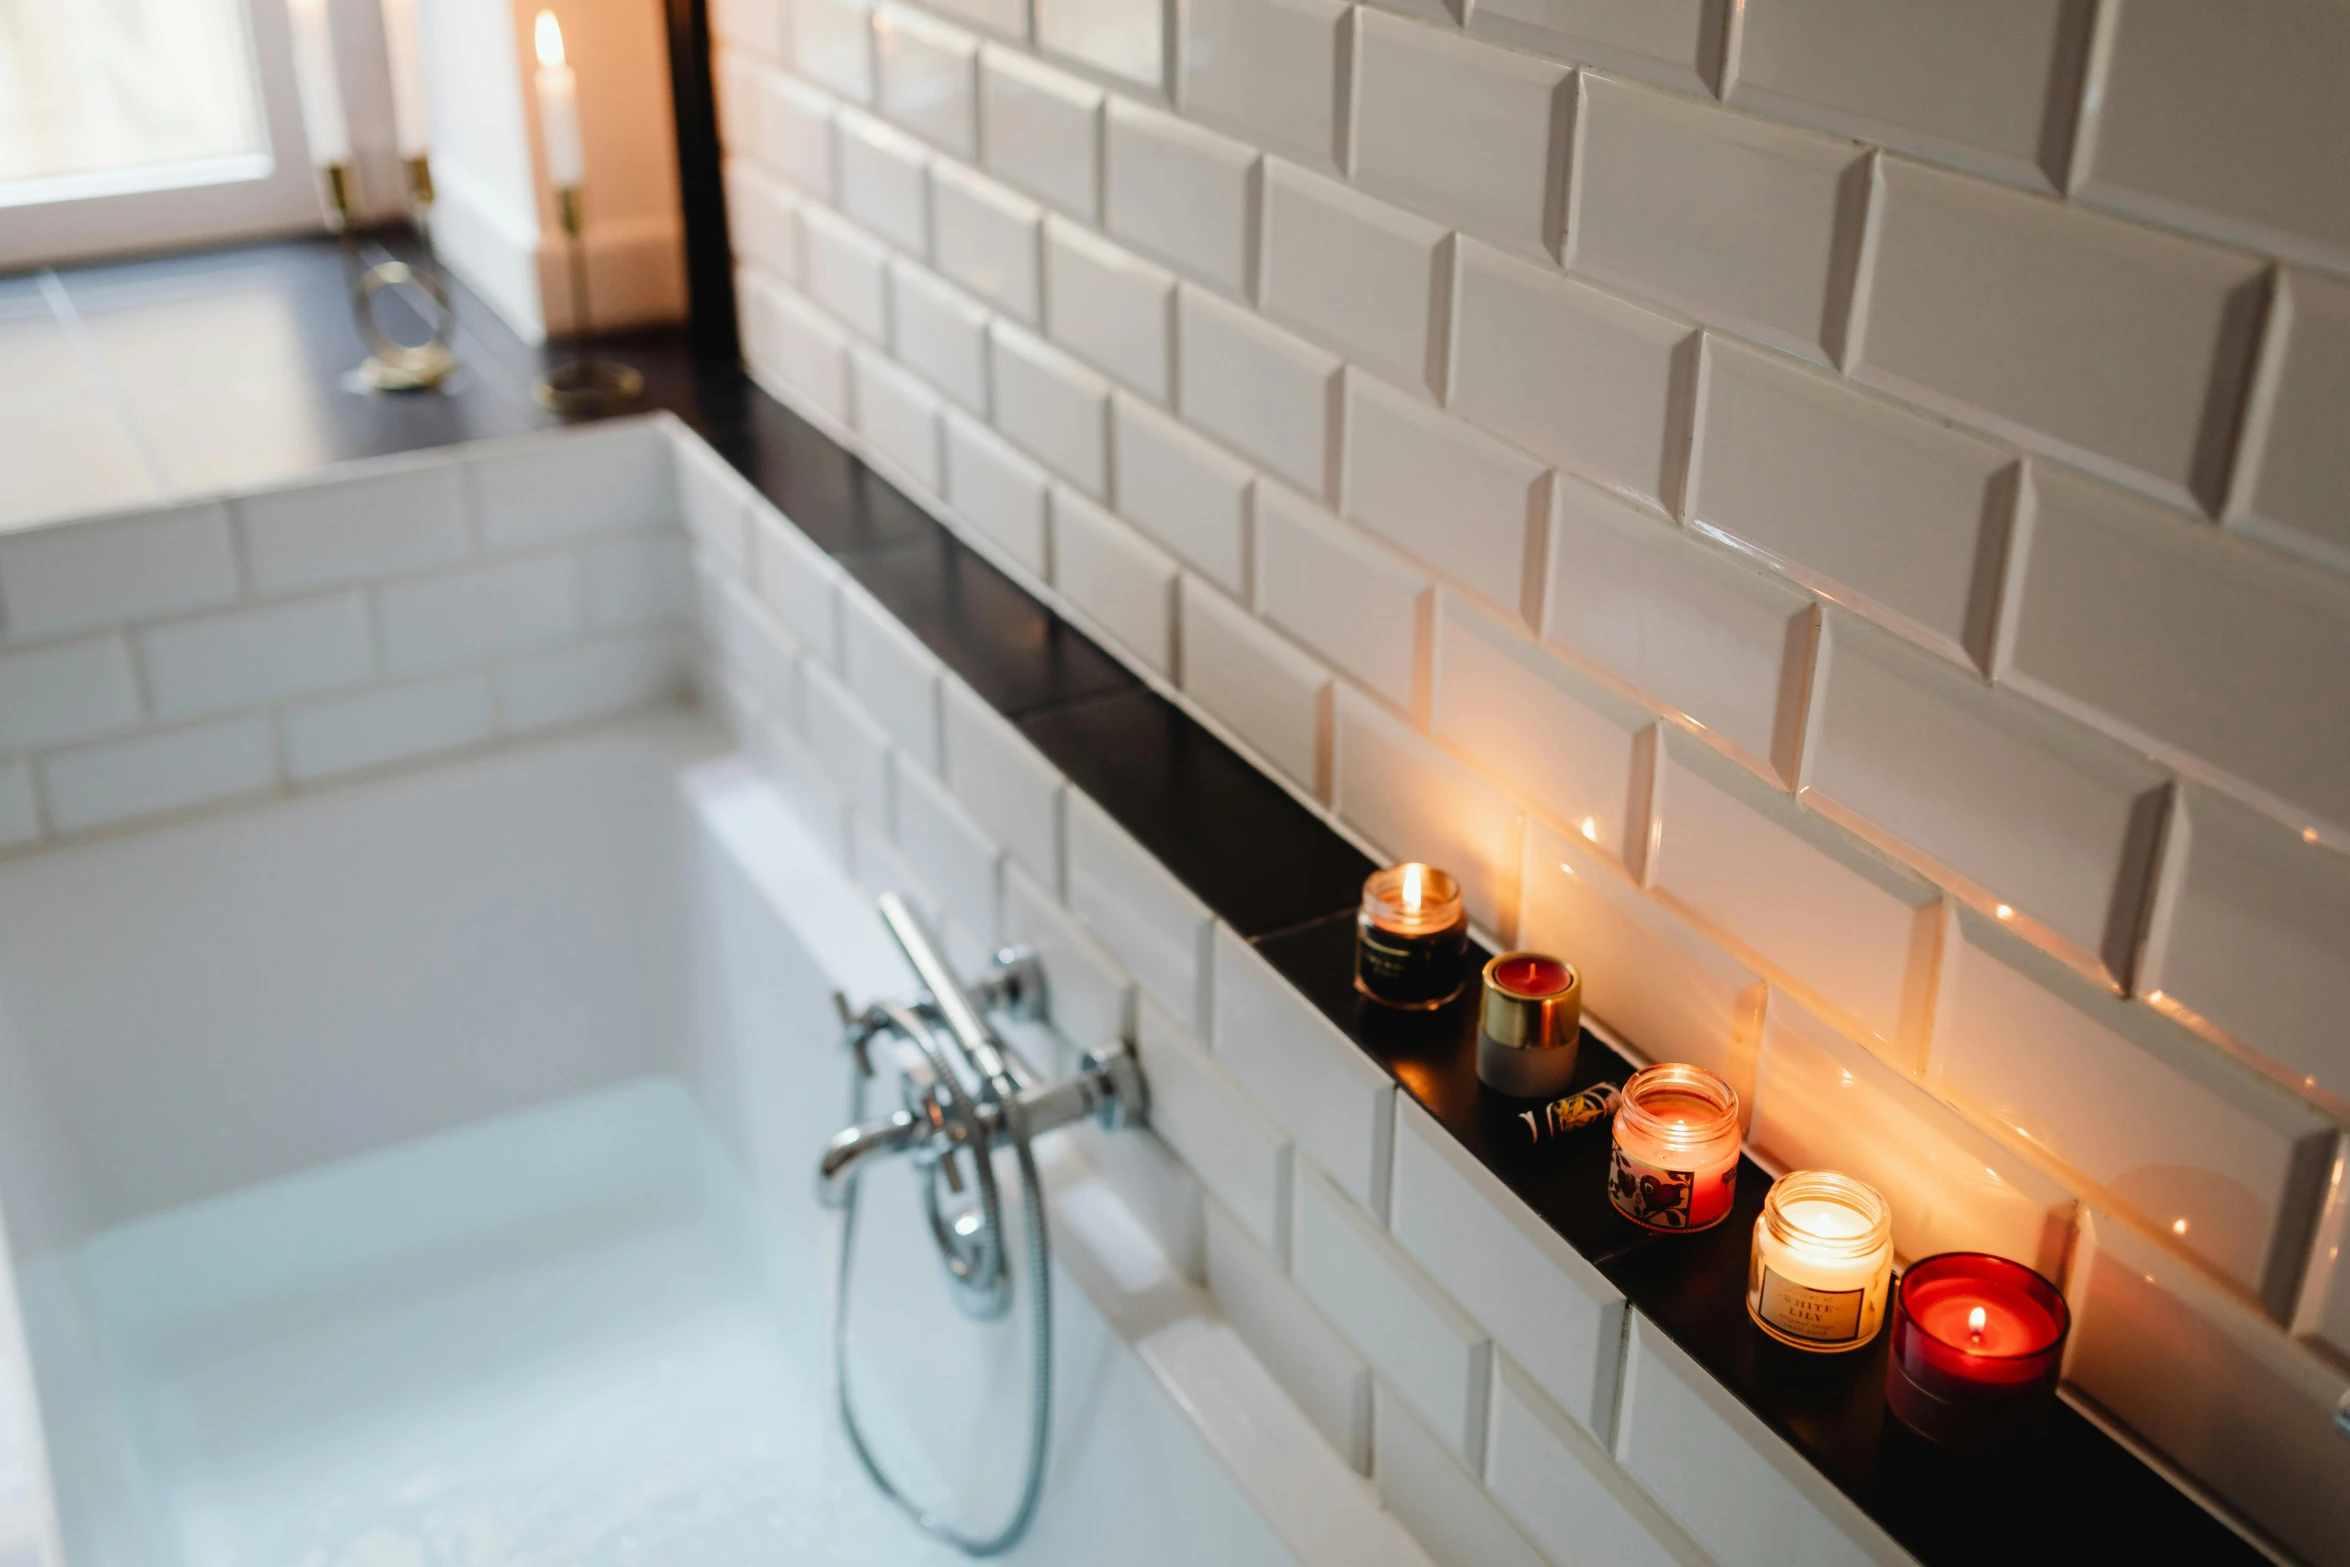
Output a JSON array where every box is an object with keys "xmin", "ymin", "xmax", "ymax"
[{"xmin": 0, "ymin": 711, "xmax": 1416, "ymax": 1566}]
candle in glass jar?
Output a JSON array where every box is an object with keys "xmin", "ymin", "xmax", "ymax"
[
  {"xmin": 1608, "ymin": 1063, "xmax": 1741, "ymax": 1232},
  {"xmin": 533, "ymin": 11, "xmax": 586, "ymax": 190},
  {"xmin": 1886, "ymin": 1252, "xmax": 2069, "ymax": 1453},
  {"xmin": 1746, "ymin": 1171, "xmax": 1893, "ymax": 1352},
  {"xmin": 1354, "ymin": 862, "xmax": 1469, "ymax": 1010}
]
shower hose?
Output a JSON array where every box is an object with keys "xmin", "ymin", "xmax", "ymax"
[{"xmin": 833, "ymin": 1002, "xmax": 1054, "ymax": 1558}]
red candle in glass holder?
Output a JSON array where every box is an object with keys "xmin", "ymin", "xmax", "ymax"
[{"xmin": 1885, "ymin": 1252, "xmax": 2069, "ymax": 1454}]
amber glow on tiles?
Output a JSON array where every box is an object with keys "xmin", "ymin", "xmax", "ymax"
[
  {"xmin": 2173, "ymin": 1218, "xmax": 2189, "ymax": 1235},
  {"xmin": 1994, "ymin": 903, "xmax": 2015, "ymax": 920},
  {"xmin": 2306, "ymin": 828, "xmax": 2322, "ymax": 843},
  {"xmin": 1579, "ymin": 815, "xmax": 1600, "ymax": 842}
]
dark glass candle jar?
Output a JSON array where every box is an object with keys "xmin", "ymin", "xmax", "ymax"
[
  {"xmin": 1354, "ymin": 863, "xmax": 1469, "ymax": 1009},
  {"xmin": 1886, "ymin": 1252, "xmax": 2069, "ymax": 1454}
]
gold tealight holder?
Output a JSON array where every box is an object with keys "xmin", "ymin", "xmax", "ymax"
[{"xmin": 534, "ymin": 186, "xmax": 644, "ymax": 415}]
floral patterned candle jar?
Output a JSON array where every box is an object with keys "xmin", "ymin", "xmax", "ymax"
[{"xmin": 1607, "ymin": 1063, "xmax": 1741, "ymax": 1232}]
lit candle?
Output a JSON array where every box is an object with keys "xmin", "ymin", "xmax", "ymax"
[
  {"xmin": 1354, "ymin": 863, "xmax": 1470, "ymax": 1010},
  {"xmin": 1746, "ymin": 1171, "xmax": 1893, "ymax": 1352},
  {"xmin": 287, "ymin": 0, "xmax": 352, "ymax": 168},
  {"xmin": 382, "ymin": 0, "xmax": 430, "ymax": 159},
  {"xmin": 1608, "ymin": 1063, "xmax": 1741, "ymax": 1232},
  {"xmin": 533, "ymin": 10, "xmax": 586, "ymax": 192},
  {"xmin": 1885, "ymin": 1252, "xmax": 2070, "ymax": 1453},
  {"xmin": 1476, "ymin": 950, "xmax": 1581, "ymax": 1098}
]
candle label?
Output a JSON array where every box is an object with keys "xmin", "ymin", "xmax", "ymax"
[
  {"xmin": 1607, "ymin": 1143, "xmax": 1734, "ymax": 1230},
  {"xmin": 1356, "ymin": 922, "xmax": 1468, "ymax": 1005},
  {"xmin": 1756, "ymin": 1268, "xmax": 1865, "ymax": 1344}
]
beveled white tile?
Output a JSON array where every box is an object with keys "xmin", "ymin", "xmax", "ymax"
[
  {"xmin": 1373, "ymin": 1378, "xmax": 1545, "ymax": 1567},
  {"xmin": 1693, "ymin": 337, "xmax": 2013, "ymax": 663},
  {"xmin": 1344, "ymin": 370, "xmax": 1548, "ymax": 619},
  {"xmin": 923, "ymin": 0, "xmax": 1028, "ymax": 41},
  {"xmin": 39, "ymin": 713, "xmax": 275, "ymax": 832},
  {"xmin": 1180, "ymin": 0, "xmax": 1349, "ymax": 175},
  {"xmin": 2078, "ymin": 0, "xmax": 2350, "ymax": 273},
  {"xmin": 1211, "ymin": 924, "xmax": 1395, "ymax": 1218},
  {"xmin": 717, "ymin": 577, "xmax": 801, "ymax": 722},
  {"xmin": 835, "ymin": 107, "xmax": 932, "ymax": 253},
  {"xmin": 677, "ymin": 436, "xmax": 754, "ymax": 569},
  {"xmin": 2006, "ymin": 464, "xmax": 2350, "ymax": 836},
  {"xmin": 929, "ymin": 161, "xmax": 1045, "ymax": 323},
  {"xmin": 1353, "ymin": 11, "xmax": 1570, "ymax": 261},
  {"xmin": 279, "ymin": 673, "xmax": 496, "ymax": 782},
  {"xmin": 978, "ymin": 45, "xmax": 1103, "ymax": 219},
  {"xmin": 1753, "ymin": 990, "xmax": 2074, "ymax": 1274},
  {"xmin": 1449, "ymin": 240, "xmax": 1692, "ymax": 517},
  {"xmin": 139, "ymin": 594, "xmax": 371, "ymax": 719},
  {"xmin": 717, "ymin": 47, "xmax": 763, "ymax": 151},
  {"xmin": 0, "ymin": 500, "xmax": 236, "ymax": 641},
  {"xmin": 1486, "ymin": 1356, "xmax": 1700, "ymax": 1567},
  {"xmin": 1176, "ymin": 285, "xmax": 1342, "ymax": 500},
  {"xmin": 893, "ymin": 752, "xmax": 1003, "ymax": 939},
  {"xmin": 0, "ymin": 762, "xmax": 36, "ymax": 850},
  {"xmin": 727, "ymin": 162, "xmax": 801, "ymax": 280},
  {"xmin": 1617, "ymin": 1314, "xmax": 1904, "ymax": 1567},
  {"xmin": 1141, "ymin": 997, "xmax": 1292, "ymax": 1257},
  {"xmin": 1065, "ymin": 789, "xmax": 1214, "ymax": 1029},
  {"xmin": 500, "ymin": 630, "xmax": 689, "ymax": 734},
  {"xmin": 989, "ymin": 320, "xmax": 1113, "ymax": 498},
  {"xmin": 792, "ymin": 0, "xmax": 877, "ymax": 100},
  {"xmin": 2294, "ymin": 1147, "xmax": 2350, "ymax": 1368},
  {"xmin": 1660, "ymin": 731, "xmax": 1943, "ymax": 1062},
  {"xmin": 1543, "ymin": 477, "xmax": 1813, "ymax": 785},
  {"xmin": 1202, "ymin": 1195, "xmax": 1371, "ymax": 1470},
  {"xmin": 1433, "ymin": 593, "xmax": 1647, "ymax": 868},
  {"xmin": 378, "ymin": 555, "xmax": 580, "ymax": 675},
  {"xmin": 1003, "ymin": 859, "xmax": 1134, "ymax": 1047},
  {"xmin": 469, "ymin": 422, "xmax": 677, "ymax": 547},
  {"xmin": 1180, "ymin": 578, "xmax": 1329, "ymax": 798},
  {"xmin": 1255, "ymin": 481, "xmax": 1427, "ymax": 714},
  {"xmin": 1334, "ymin": 686, "xmax": 1523, "ymax": 935},
  {"xmin": 1519, "ymin": 820, "xmax": 1768, "ymax": 1101},
  {"xmin": 800, "ymin": 202, "xmax": 893, "ymax": 340},
  {"xmin": 840, "ymin": 584, "xmax": 943, "ymax": 769},
  {"xmin": 888, "ymin": 260, "xmax": 990, "ymax": 412},
  {"xmin": 238, "ymin": 462, "xmax": 469, "ymax": 595},
  {"xmin": 1260, "ymin": 160, "xmax": 1448, "ymax": 396},
  {"xmin": 873, "ymin": 3, "xmax": 980, "ymax": 157},
  {"xmin": 850, "ymin": 809, "xmax": 952, "ymax": 933},
  {"xmin": 1293, "ymin": 1161, "xmax": 1490, "ymax": 1468},
  {"xmin": 758, "ymin": 73, "xmax": 838, "ymax": 197},
  {"xmin": 2230, "ymin": 268, "xmax": 2350, "ymax": 574},
  {"xmin": 1391, "ymin": 1098, "xmax": 1624, "ymax": 1436},
  {"xmin": 1809, "ymin": 612, "xmax": 2167, "ymax": 980},
  {"xmin": 1572, "ymin": 76, "xmax": 1866, "ymax": 366},
  {"xmin": 715, "ymin": 0, "xmax": 788, "ymax": 58},
  {"xmin": 1935, "ymin": 905, "xmax": 2335, "ymax": 1313},
  {"xmin": 1112, "ymin": 394, "xmax": 1251, "ymax": 596},
  {"xmin": 2067, "ymin": 1209, "xmax": 2350, "ymax": 1567},
  {"xmin": 1043, "ymin": 218, "xmax": 1177, "ymax": 402},
  {"xmin": 1857, "ymin": 159, "xmax": 2269, "ymax": 514},
  {"xmin": 0, "ymin": 636, "xmax": 140, "ymax": 749},
  {"xmin": 1729, "ymin": 0, "xmax": 2084, "ymax": 190},
  {"xmin": 770, "ymin": 288, "xmax": 858, "ymax": 419},
  {"xmin": 2143, "ymin": 785, "xmax": 2350, "ymax": 1110},
  {"xmin": 800, "ymin": 656, "xmax": 894, "ymax": 811},
  {"xmin": 851, "ymin": 347, "xmax": 944, "ymax": 491},
  {"xmin": 1466, "ymin": 0, "xmax": 1721, "ymax": 96},
  {"xmin": 1035, "ymin": 0, "xmax": 1166, "ymax": 90},
  {"xmin": 1105, "ymin": 99, "xmax": 1257, "ymax": 296},
  {"xmin": 752, "ymin": 506, "xmax": 844, "ymax": 664},
  {"xmin": 942, "ymin": 677, "xmax": 1063, "ymax": 885},
  {"xmin": 1051, "ymin": 488, "xmax": 1177, "ymax": 673},
  {"xmin": 944, "ymin": 412, "xmax": 1052, "ymax": 574},
  {"xmin": 0, "ymin": 395, "xmax": 159, "ymax": 529}
]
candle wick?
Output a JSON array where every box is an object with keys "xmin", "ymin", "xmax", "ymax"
[{"xmin": 1967, "ymin": 1305, "xmax": 1986, "ymax": 1345}]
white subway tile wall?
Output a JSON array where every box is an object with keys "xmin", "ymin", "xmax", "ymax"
[{"xmin": 687, "ymin": 4, "xmax": 2350, "ymax": 1555}]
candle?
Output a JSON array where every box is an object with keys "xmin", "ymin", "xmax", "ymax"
[
  {"xmin": 1354, "ymin": 863, "xmax": 1469, "ymax": 1010},
  {"xmin": 1517, "ymin": 1081, "xmax": 1621, "ymax": 1146},
  {"xmin": 1885, "ymin": 1252, "xmax": 2070, "ymax": 1453},
  {"xmin": 382, "ymin": 0, "xmax": 430, "ymax": 159},
  {"xmin": 1608, "ymin": 1063, "xmax": 1741, "ymax": 1232},
  {"xmin": 533, "ymin": 10, "xmax": 586, "ymax": 191},
  {"xmin": 1476, "ymin": 950, "xmax": 1581, "ymax": 1097},
  {"xmin": 1746, "ymin": 1171, "xmax": 1893, "ymax": 1352},
  {"xmin": 287, "ymin": 0, "xmax": 352, "ymax": 168}
]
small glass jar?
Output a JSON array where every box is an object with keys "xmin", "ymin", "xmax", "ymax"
[
  {"xmin": 1746, "ymin": 1171, "xmax": 1894, "ymax": 1352},
  {"xmin": 1886, "ymin": 1252, "xmax": 2069, "ymax": 1453},
  {"xmin": 1354, "ymin": 863, "xmax": 1469, "ymax": 1009},
  {"xmin": 1607, "ymin": 1063, "xmax": 1741, "ymax": 1232}
]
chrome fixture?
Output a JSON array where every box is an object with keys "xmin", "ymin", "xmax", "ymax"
[{"xmin": 822, "ymin": 893, "xmax": 1147, "ymax": 1555}]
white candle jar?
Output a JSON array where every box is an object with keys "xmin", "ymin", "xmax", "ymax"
[{"xmin": 1746, "ymin": 1170, "xmax": 1894, "ymax": 1352}]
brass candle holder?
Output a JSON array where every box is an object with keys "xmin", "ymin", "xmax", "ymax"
[
  {"xmin": 318, "ymin": 157, "xmax": 461, "ymax": 394},
  {"xmin": 533, "ymin": 186, "xmax": 644, "ymax": 414}
]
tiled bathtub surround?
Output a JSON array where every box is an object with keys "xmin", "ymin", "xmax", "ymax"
[
  {"xmin": 0, "ymin": 421, "xmax": 695, "ymax": 850},
  {"xmin": 708, "ymin": 0, "xmax": 2350, "ymax": 1559}
]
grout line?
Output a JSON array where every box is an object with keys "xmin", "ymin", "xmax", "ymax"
[{"xmin": 38, "ymin": 270, "xmax": 175, "ymax": 501}]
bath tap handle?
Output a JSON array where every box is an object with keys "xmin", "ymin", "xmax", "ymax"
[{"xmin": 877, "ymin": 894, "xmax": 1026, "ymax": 1098}]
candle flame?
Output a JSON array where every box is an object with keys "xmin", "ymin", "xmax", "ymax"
[
  {"xmin": 1994, "ymin": 903, "xmax": 2014, "ymax": 920},
  {"xmin": 1400, "ymin": 863, "xmax": 1423, "ymax": 914},
  {"xmin": 1967, "ymin": 1305, "xmax": 1986, "ymax": 1343},
  {"xmin": 535, "ymin": 10, "xmax": 566, "ymax": 67}
]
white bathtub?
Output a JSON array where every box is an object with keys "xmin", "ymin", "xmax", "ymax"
[{"xmin": 0, "ymin": 712, "xmax": 1416, "ymax": 1567}]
